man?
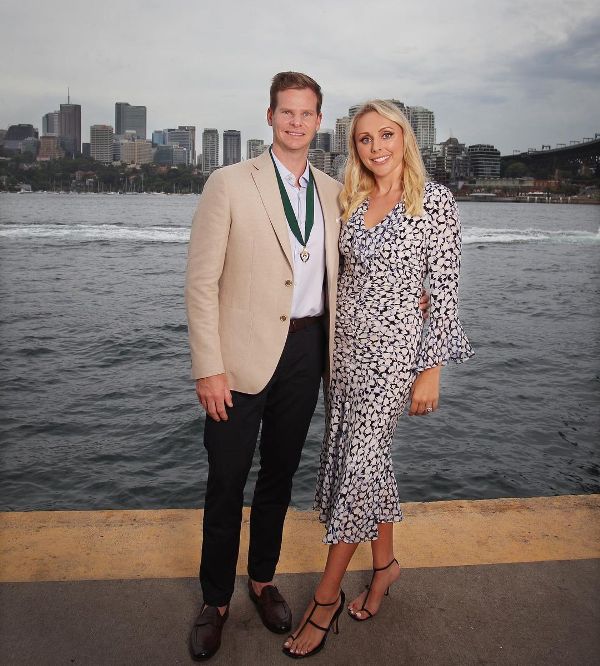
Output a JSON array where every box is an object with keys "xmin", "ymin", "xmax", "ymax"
[{"xmin": 185, "ymin": 72, "xmax": 427, "ymax": 660}]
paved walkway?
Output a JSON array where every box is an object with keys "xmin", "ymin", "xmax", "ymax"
[{"xmin": 1, "ymin": 495, "xmax": 599, "ymax": 665}]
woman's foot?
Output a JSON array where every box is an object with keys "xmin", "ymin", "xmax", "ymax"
[
  {"xmin": 282, "ymin": 591, "xmax": 343, "ymax": 656},
  {"xmin": 348, "ymin": 559, "xmax": 401, "ymax": 620}
]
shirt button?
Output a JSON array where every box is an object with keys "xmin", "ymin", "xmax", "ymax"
[
  {"xmin": 285, "ymin": 280, "xmax": 292, "ymax": 286},
  {"xmin": 280, "ymin": 315, "xmax": 287, "ymax": 322}
]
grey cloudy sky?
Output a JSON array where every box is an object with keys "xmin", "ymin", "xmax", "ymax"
[{"xmin": 1, "ymin": 0, "xmax": 599, "ymax": 156}]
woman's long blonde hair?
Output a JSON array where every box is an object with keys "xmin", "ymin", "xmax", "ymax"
[{"xmin": 340, "ymin": 100, "xmax": 427, "ymax": 220}]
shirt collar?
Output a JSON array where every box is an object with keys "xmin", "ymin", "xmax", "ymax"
[{"xmin": 270, "ymin": 147, "xmax": 310, "ymax": 187}]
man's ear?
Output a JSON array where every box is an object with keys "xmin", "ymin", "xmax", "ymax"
[{"xmin": 267, "ymin": 108, "xmax": 273, "ymax": 127}]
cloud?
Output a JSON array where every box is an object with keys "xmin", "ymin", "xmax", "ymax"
[{"xmin": 0, "ymin": 0, "xmax": 598, "ymax": 155}]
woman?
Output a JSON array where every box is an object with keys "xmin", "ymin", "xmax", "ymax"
[{"xmin": 282, "ymin": 100, "xmax": 473, "ymax": 658}]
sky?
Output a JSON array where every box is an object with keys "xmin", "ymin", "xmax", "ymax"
[{"xmin": 1, "ymin": 0, "xmax": 599, "ymax": 157}]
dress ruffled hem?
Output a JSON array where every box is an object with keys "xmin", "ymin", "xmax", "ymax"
[{"xmin": 414, "ymin": 316, "xmax": 474, "ymax": 372}]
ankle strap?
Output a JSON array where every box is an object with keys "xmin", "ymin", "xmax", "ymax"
[
  {"xmin": 313, "ymin": 591, "xmax": 341, "ymax": 607},
  {"xmin": 374, "ymin": 558, "xmax": 398, "ymax": 572}
]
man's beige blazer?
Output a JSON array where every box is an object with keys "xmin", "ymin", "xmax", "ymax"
[{"xmin": 185, "ymin": 149, "xmax": 342, "ymax": 394}]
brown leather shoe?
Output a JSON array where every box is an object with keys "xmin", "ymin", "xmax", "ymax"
[
  {"xmin": 189, "ymin": 604, "xmax": 229, "ymax": 661},
  {"xmin": 248, "ymin": 579, "xmax": 292, "ymax": 634}
]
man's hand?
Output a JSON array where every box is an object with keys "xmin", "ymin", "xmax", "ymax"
[
  {"xmin": 419, "ymin": 288, "xmax": 430, "ymax": 320},
  {"xmin": 195, "ymin": 373, "xmax": 233, "ymax": 422}
]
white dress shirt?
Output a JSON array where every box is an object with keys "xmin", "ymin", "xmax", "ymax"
[{"xmin": 271, "ymin": 150, "xmax": 326, "ymax": 318}]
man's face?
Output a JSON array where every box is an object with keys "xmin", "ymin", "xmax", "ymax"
[{"xmin": 267, "ymin": 88, "xmax": 322, "ymax": 154}]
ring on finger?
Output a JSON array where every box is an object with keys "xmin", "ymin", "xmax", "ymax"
[{"xmin": 425, "ymin": 406, "xmax": 433, "ymax": 413}]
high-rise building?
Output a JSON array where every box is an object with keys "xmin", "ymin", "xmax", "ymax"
[
  {"xmin": 407, "ymin": 106, "xmax": 435, "ymax": 151},
  {"xmin": 42, "ymin": 111, "xmax": 60, "ymax": 136},
  {"xmin": 347, "ymin": 98, "xmax": 407, "ymax": 121},
  {"xmin": 90, "ymin": 124, "xmax": 114, "ymax": 164},
  {"xmin": 120, "ymin": 139, "xmax": 153, "ymax": 165},
  {"xmin": 388, "ymin": 99, "xmax": 407, "ymax": 114},
  {"xmin": 308, "ymin": 148, "xmax": 326, "ymax": 172},
  {"xmin": 59, "ymin": 102, "xmax": 82, "ymax": 156},
  {"xmin": 21, "ymin": 137, "xmax": 39, "ymax": 157},
  {"xmin": 223, "ymin": 130, "xmax": 241, "ymax": 166},
  {"xmin": 247, "ymin": 139, "xmax": 266, "ymax": 159},
  {"xmin": 152, "ymin": 130, "xmax": 165, "ymax": 146},
  {"xmin": 334, "ymin": 116, "xmax": 351, "ymax": 154},
  {"xmin": 311, "ymin": 130, "xmax": 333, "ymax": 152},
  {"xmin": 4, "ymin": 124, "xmax": 39, "ymax": 152},
  {"xmin": 165, "ymin": 126, "xmax": 196, "ymax": 165},
  {"xmin": 37, "ymin": 135, "xmax": 65, "ymax": 161},
  {"xmin": 154, "ymin": 144, "xmax": 174, "ymax": 166},
  {"xmin": 177, "ymin": 126, "xmax": 196, "ymax": 164},
  {"xmin": 467, "ymin": 144, "xmax": 501, "ymax": 179},
  {"xmin": 438, "ymin": 137, "xmax": 469, "ymax": 181},
  {"xmin": 172, "ymin": 145, "xmax": 188, "ymax": 166},
  {"xmin": 115, "ymin": 102, "xmax": 147, "ymax": 139},
  {"xmin": 202, "ymin": 128, "xmax": 219, "ymax": 173}
]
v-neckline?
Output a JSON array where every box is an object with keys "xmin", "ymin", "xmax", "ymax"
[{"xmin": 361, "ymin": 198, "xmax": 404, "ymax": 231}]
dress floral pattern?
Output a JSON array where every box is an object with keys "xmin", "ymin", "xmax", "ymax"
[{"xmin": 315, "ymin": 182, "xmax": 473, "ymax": 544}]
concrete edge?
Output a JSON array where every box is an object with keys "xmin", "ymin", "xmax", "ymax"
[{"xmin": 1, "ymin": 495, "xmax": 599, "ymax": 582}]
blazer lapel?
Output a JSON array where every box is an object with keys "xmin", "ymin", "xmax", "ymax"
[{"xmin": 251, "ymin": 151, "xmax": 293, "ymax": 269}]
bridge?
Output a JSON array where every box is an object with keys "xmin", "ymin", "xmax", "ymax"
[{"xmin": 501, "ymin": 135, "xmax": 600, "ymax": 178}]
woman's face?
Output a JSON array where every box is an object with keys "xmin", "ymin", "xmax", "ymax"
[{"xmin": 354, "ymin": 111, "xmax": 405, "ymax": 180}]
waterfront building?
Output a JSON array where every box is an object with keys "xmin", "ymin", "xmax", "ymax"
[
  {"xmin": 115, "ymin": 102, "xmax": 147, "ymax": 139},
  {"xmin": 165, "ymin": 126, "xmax": 196, "ymax": 165},
  {"xmin": 331, "ymin": 153, "xmax": 347, "ymax": 181},
  {"xmin": 120, "ymin": 139, "xmax": 153, "ymax": 165},
  {"xmin": 178, "ymin": 126, "xmax": 196, "ymax": 164},
  {"xmin": 468, "ymin": 143, "xmax": 501, "ymax": 179},
  {"xmin": 42, "ymin": 111, "xmax": 60, "ymax": 136},
  {"xmin": 172, "ymin": 145, "xmax": 188, "ymax": 166},
  {"xmin": 4, "ymin": 124, "xmax": 39, "ymax": 152},
  {"xmin": 37, "ymin": 135, "xmax": 65, "ymax": 161},
  {"xmin": 311, "ymin": 130, "xmax": 333, "ymax": 152},
  {"xmin": 21, "ymin": 137, "xmax": 39, "ymax": 158},
  {"xmin": 349, "ymin": 99, "xmax": 405, "ymax": 119},
  {"xmin": 202, "ymin": 128, "xmax": 219, "ymax": 173},
  {"xmin": 308, "ymin": 148, "xmax": 326, "ymax": 172},
  {"xmin": 423, "ymin": 136, "xmax": 469, "ymax": 183},
  {"xmin": 154, "ymin": 144, "xmax": 174, "ymax": 166},
  {"xmin": 407, "ymin": 106, "xmax": 435, "ymax": 151},
  {"xmin": 223, "ymin": 130, "xmax": 241, "ymax": 166},
  {"xmin": 59, "ymin": 102, "xmax": 81, "ymax": 157},
  {"xmin": 152, "ymin": 130, "xmax": 165, "ymax": 146},
  {"xmin": 334, "ymin": 116, "xmax": 351, "ymax": 154},
  {"xmin": 90, "ymin": 124, "xmax": 114, "ymax": 164},
  {"xmin": 247, "ymin": 139, "xmax": 266, "ymax": 159}
]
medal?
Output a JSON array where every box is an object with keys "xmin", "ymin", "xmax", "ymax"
[{"xmin": 270, "ymin": 148, "xmax": 315, "ymax": 262}]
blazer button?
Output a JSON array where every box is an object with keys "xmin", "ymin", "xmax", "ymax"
[
  {"xmin": 280, "ymin": 315, "xmax": 287, "ymax": 322},
  {"xmin": 285, "ymin": 280, "xmax": 292, "ymax": 287}
]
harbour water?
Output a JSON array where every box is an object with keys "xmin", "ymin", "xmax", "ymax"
[{"xmin": 0, "ymin": 193, "xmax": 598, "ymax": 511}]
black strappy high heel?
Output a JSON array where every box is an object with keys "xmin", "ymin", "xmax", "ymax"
[
  {"xmin": 282, "ymin": 590, "xmax": 345, "ymax": 659},
  {"xmin": 348, "ymin": 558, "xmax": 400, "ymax": 622}
]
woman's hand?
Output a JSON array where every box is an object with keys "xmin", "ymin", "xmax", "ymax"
[{"xmin": 408, "ymin": 366, "xmax": 440, "ymax": 415}]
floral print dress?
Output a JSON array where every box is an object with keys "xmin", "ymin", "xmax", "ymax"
[{"xmin": 315, "ymin": 182, "xmax": 473, "ymax": 544}]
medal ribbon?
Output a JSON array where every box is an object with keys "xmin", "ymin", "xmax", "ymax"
[{"xmin": 270, "ymin": 148, "xmax": 314, "ymax": 251}]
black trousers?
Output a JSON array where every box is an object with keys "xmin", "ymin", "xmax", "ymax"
[{"xmin": 200, "ymin": 322, "xmax": 325, "ymax": 606}]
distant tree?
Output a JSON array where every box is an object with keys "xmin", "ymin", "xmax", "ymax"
[{"xmin": 505, "ymin": 161, "xmax": 529, "ymax": 178}]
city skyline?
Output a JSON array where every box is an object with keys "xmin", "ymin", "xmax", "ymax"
[{"xmin": 1, "ymin": 1, "xmax": 598, "ymax": 156}]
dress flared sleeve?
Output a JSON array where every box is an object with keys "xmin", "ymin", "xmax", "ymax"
[{"xmin": 415, "ymin": 185, "xmax": 474, "ymax": 372}]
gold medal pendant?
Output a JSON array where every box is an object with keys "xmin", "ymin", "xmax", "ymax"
[{"xmin": 300, "ymin": 248, "xmax": 310, "ymax": 263}]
